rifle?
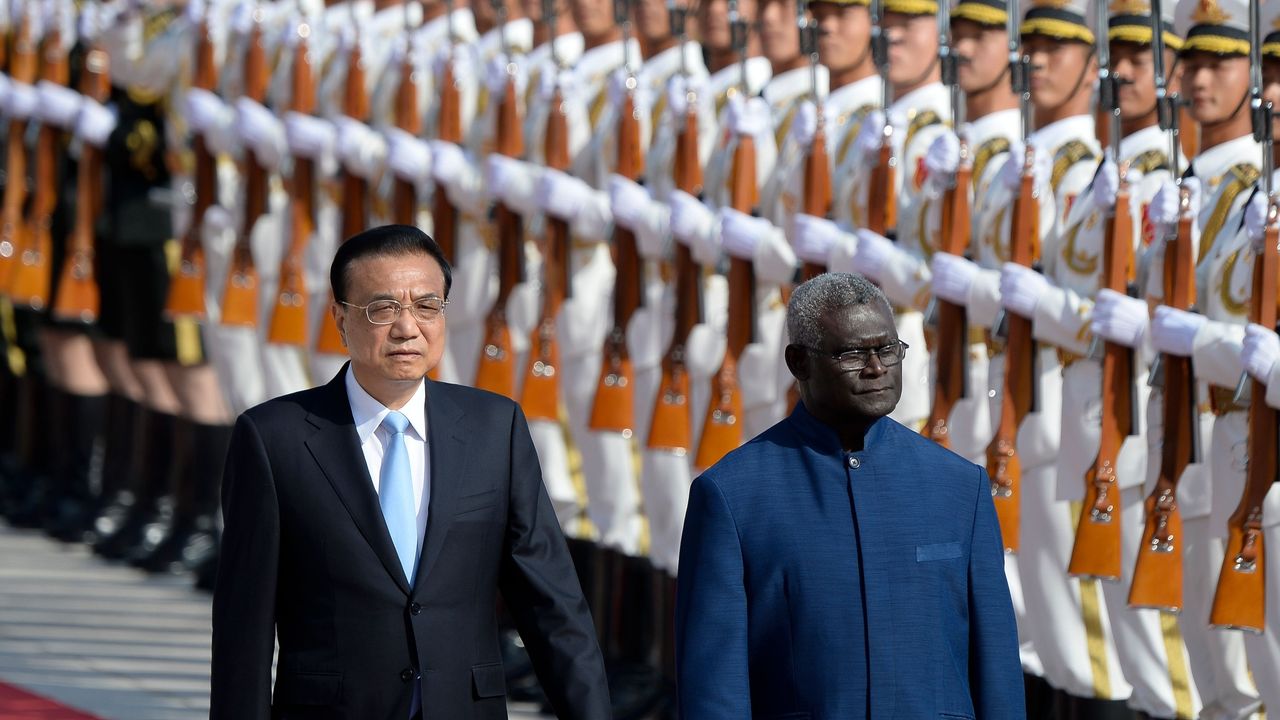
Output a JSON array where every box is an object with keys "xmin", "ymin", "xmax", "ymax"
[
  {"xmin": 391, "ymin": 4, "xmax": 422, "ymax": 225},
  {"xmin": 9, "ymin": 9, "xmax": 71, "ymax": 309},
  {"xmin": 864, "ymin": 0, "xmax": 895, "ymax": 236},
  {"xmin": 1129, "ymin": 0, "xmax": 1196, "ymax": 607},
  {"xmin": 588, "ymin": 0, "xmax": 643, "ymax": 435},
  {"xmin": 164, "ymin": 8, "xmax": 219, "ymax": 319},
  {"xmin": 520, "ymin": 0, "xmax": 570, "ymax": 420},
  {"xmin": 798, "ymin": 1, "xmax": 828, "ymax": 281},
  {"xmin": 432, "ymin": 0, "xmax": 462, "ymax": 263},
  {"xmin": 474, "ymin": 0, "xmax": 525, "ymax": 398},
  {"xmin": 694, "ymin": 3, "xmax": 753, "ymax": 469},
  {"xmin": 266, "ymin": 19, "xmax": 317, "ymax": 346},
  {"xmin": 647, "ymin": 0, "xmax": 703, "ymax": 452},
  {"xmin": 1068, "ymin": 0, "xmax": 1136, "ymax": 579},
  {"xmin": 985, "ymin": 0, "xmax": 1037, "ymax": 552},
  {"xmin": 1209, "ymin": 0, "xmax": 1276, "ymax": 631},
  {"xmin": 52, "ymin": 40, "xmax": 111, "ymax": 322},
  {"xmin": 0, "ymin": 8, "xmax": 36, "ymax": 295},
  {"xmin": 219, "ymin": 15, "xmax": 269, "ymax": 328},
  {"xmin": 315, "ymin": 8, "xmax": 371, "ymax": 355},
  {"xmin": 922, "ymin": 3, "xmax": 971, "ymax": 447}
]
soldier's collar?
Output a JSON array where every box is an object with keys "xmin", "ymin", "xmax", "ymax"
[
  {"xmin": 1189, "ymin": 134, "xmax": 1263, "ymax": 186},
  {"xmin": 762, "ymin": 64, "xmax": 827, "ymax": 109}
]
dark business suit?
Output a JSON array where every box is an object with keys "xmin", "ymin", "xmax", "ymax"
[
  {"xmin": 210, "ymin": 368, "xmax": 610, "ymax": 720},
  {"xmin": 676, "ymin": 404, "xmax": 1024, "ymax": 719}
]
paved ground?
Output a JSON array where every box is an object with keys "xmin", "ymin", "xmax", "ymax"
[{"xmin": 0, "ymin": 523, "xmax": 549, "ymax": 719}]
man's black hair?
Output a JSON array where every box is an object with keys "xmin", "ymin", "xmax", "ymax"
[{"xmin": 330, "ymin": 224, "xmax": 453, "ymax": 302}]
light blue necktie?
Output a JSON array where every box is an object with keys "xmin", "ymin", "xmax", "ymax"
[{"xmin": 379, "ymin": 411, "xmax": 419, "ymax": 585}]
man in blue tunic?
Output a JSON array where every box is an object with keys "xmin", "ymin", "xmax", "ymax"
[{"xmin": 675, "ymin": 272, "xmax": 1024, "ymax": 719}]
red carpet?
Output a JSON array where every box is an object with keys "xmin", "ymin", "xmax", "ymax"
[{"xmin": 0, "ymin": 683, "xmax": 101, "ymax": 720}]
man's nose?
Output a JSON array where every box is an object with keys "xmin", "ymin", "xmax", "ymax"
[
  {"xmin": 861, "ymin": 353, "xmax": 888, "ymax": 377},
  {"xmin": 389, "ymin": 308, "xmax": 421, "ymax": 338}
]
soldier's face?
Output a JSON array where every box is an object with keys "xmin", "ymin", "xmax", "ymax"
[
  {"xmin": 883, "ymin": 12, "xmax": 938, "ymax": 86},
  {"xmin": 1110, "ymin": 42, "xmax": 1162, "ymax": 123},
  {"xmin": 699, "ymin": 0, "xmax": 756, "ymax": 52},
  {"xmin": 811, "ymin": 3, "xmax": 870, "ymax": 74},
  {"xmin": 787, "ymin": 303, "xmax": 903, "ymax": 422},
  {"xmin": 332, "ymin": 253, "xmax": 448, "ymax": 391},
  {"xmin": 952, "ymin": 19, "xmax": 1008, "ymax": 95},
  {"xmin": 572, "ymin": 0, "xmax": 616, "ymax": 38},
  {"xmin": 1024, "ymin": 36, "xmax": 1096, "ymax": 110},
  {"xmin": 758, "ymin": 0, "xmax": 801, "ymax": 67},
  {"xmin": 635, "ymin": 0, "xmax": 672, "ymax": 43},
  {"xmin": 1180, "ymin": 51, "xmax": 1251, "ymax": 125}
]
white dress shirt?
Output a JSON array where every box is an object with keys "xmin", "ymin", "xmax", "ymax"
[{"xmin": 344, "ymin": 368, "xmax": 432, "ymax": 556}]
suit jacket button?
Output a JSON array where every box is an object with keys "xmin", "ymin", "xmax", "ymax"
[
  {"xmin": 400, "ymin": 668, "xmax": 415, "ymax": 682},
  {"xmin": 409, "ymin": 602, "xmax": 422, "ymax": 616},
  {"xmin": 848, "ymin": 456, "xmax": 861, "ymax": 469}
]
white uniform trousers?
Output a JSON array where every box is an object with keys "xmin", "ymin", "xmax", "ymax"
[
  {"xmin": 1242, "ymin": 485, "xmax": 1280, "ymax": 716},
  {"xmin": 890, "ymin": 309, "xmax": 931, "ymax": 430}
]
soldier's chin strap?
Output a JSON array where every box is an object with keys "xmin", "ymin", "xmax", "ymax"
[
  {"xmin": 964, "ymin": 53, "xmax": 1012, "ymax": 97},
  {"xmin": 1025, "ymin": 37, "xmax": 1096, "ymax": 119}
]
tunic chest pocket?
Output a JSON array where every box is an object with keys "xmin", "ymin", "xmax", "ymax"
[{"xmin": 916, "ymin": 541, "xmax": 962, "ymax": 562}]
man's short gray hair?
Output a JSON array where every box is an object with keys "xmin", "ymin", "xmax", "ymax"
[{"xmin": 786, "ymin": 272, "xmax": 892, "ymax": 349}]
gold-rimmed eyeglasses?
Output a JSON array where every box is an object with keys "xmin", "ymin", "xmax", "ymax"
[
  {"xmin": 340, "ymin": 297, "xmax": 449, "ymax": 325},
  {"xmin": 798, "ymin": 341, "xmax": 909, "ymax": 372}
]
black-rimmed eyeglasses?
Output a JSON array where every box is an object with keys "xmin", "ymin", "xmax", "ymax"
[{"xmin": 797, "ymin": 341, "xmax": 909, "ymax": 372}]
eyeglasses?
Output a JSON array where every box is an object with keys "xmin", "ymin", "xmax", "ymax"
[
  {"xmin": 799, "ymin": 341, "xmax": 909, "ymax": 372},
  {"xmin": 341, "ymin": 297, "xmax": 448, "ymax": 325}
]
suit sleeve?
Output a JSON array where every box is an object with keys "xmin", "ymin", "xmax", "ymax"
[
  {"xmin": 967, "ymin": 466, "xmax": 1025, "ymax": 720},
  {"xmin": 210, "ymin": 413, "xmax": 280, "ymax": 720},
  {"xmin": 675, "ymin": 475, "xmax": 750, "ymax": 719},
  {"xmin": 497, "ymin": 404, "xmax": 611, "ymax": 720}
]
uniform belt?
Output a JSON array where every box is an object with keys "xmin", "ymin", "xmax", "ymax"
[
  {"xmin": 983, "ymin": 328, "xmax": 1006, "ymax": 358},
  {"xmin": 1208, "ymin": 385, "xmax": 1249, "ymax": 416},
  {"xmin": 1058, "ymin": 349, "xmax": 1085, "ymax": 369}
]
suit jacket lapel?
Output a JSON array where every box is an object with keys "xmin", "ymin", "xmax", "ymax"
[
  {"xmin": 304, "ymin": 370, "xmax": 412, "ymax": 595},
  {"xmin": 412, "ymin": 379, "xmax": 470, "ymax": 596}
]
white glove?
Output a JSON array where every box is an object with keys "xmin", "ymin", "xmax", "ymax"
[
  {"xmin": 608, "ymin": 174, "xmax": 653, "ymax": 232},
  {"xmin": 1090, "ymin": 288, "xmax": 1148, "ymax": 348},
  {"xmin": 669, "ymin": 190, "xmax": 719, "ymax": 265},
  {"xmin": 665, "ymin": 72, "xmax": 708, "ymax": 119},
  {"xmin": 486, "ymin": 154, "xmax": 540, "ymax": 216},
  {"xmin": 79, "ymin": 0, "xmax": 103, "ymax": 41},
  {"xmin": 999, "ymin": 262, "xmax": 1049, "ymax": 317},
  {"xmin": 539, "ymin": 66, "xmax": 578, "ymax": 102},
  {"xmin": 537, "ymin": 168, "xmax": 593, "ymax": 222},
  {"xmin": 1150, "ymin": 305, "xmax": 1206, "ymax": 357},
  {"xmin": 725, "ymin": 94, "xmax": 771, "ymax": 139},
  {"xmin": 1149, "ymin": 177, "xmax": 1202, "ymax": 226},
  {"xmin": 5, "ymin": 81, "xmax": 40, "ymax": 121},
  {"xmin": 786, "ymin": 100, "xmax": 828, "ymax": 149},
  {"xmin": 1242, "ymin": 323, "xmax": 1280, "ymax": 382},
  {"xmin": 434, "ymin": 46, "xmax": 477, "ymax": 89},
  {"xmin": 384, "ymin": 127, "xmax": 433, "ymax": 185},
  {"xmin": 852, "ymin": 109, "xmax": 886, "ymax": 160},
  {"xmin": 186, "ymin": 88, "xmax": 239, "ymax": 155},
  {"xmin": 851, "ymin": 228, "xmax": 895, "ymax": 280},
  {"xmin": 922, "ymin": 129, "xmax": 961, "ymax": 197},
  {"xmin": 1091, "ymin": 158, "xmax": 1119, "ymax": 213},
  {"xmin": 428, "ymin": 140, "xmax": 468, "ymax": 190},
  {"xmin": 283, "ymin": 111, "xmax": 334, "ymax": 161},
  {"xmin": 35, "ymin": 80, "xmax": 81, "ymax": 129},
  {"xmin": 485, "ymin": 52, "xmax": 528, "ymax": 100},
  {"xmin": 236, "ymin": 96, "xmax": 287, "ymax": 171},
  {"xmin": 791, "ymin": 213, "xmax": 842, "ymax": 265},
  {"xmin": 608, "ymin": 69, "xmax": 653, "ymax": 120},
  {"xmin": 931, "ymin": 252, "xmax": 980, "ymax": 305},
  {"xmin": 1244, "ymin": 191, "xmax": 1272, "ymax": 244},
  {"xmin": 74, "ymin": 97, "xmax": 116, "ymax": 148},
  {"xmin": 334, "ymin": 116, "xmax": 387, "ymax": 180},
  {"xmin": 718, "ymin": 208, "xmax": 774, "ymax": 261},
  {"xmin": 998, "ymin": 141, "xmax": 1051, "ymax": 194}
]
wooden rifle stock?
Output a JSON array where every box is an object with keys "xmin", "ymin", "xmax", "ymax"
[
  {"xmin": 474, "ymin": 73, "xmax": 525, "ymax": 397},
  {"xmin": 800, "ymin": 112, "xmax": 832, "ymax": 280},
  {"xmin": 315, "ymin": 36, "xmax": 371, "ymax": 355},
  {"xmin": 866, "ymin": 130, "xmax": 896, "ymax": 236},
  {"xmin": 694, "ymin": 131, "xmax": 756, "ymax": 469},
  {"xmin": 588, "ymin": 91, "xmax": 644, "ymax": 434},
  {"xmin": 0, "ymin": 13, "xmax": 36, "ymax": 295},
  {"xmin": 647, "ymin": 103, "xmax": 704, "ymax": 452},
  {"xmin": 1129, "ymin": 208, "xmax": 1197, "ymax": 610},
  {"xmin": 267, "ymin": 29, "xmax": 317, "ymax": 346},
  {"xmin": 9, "ymin": 26, "xmax": 70, "ymax": 310},
  {"xmin": 1068, "ymin": 168, "xmax": 1136, "ymax": 580},
  {"xmin": 1209, "ymin": 206, "xmax": 1278, "ymax": 631},
  {"xmin": 432, "ymin": 56, "xmax": 461, "ymax": 263},
  {"xmin": 985, "ymin": 148, "xmax": 1040, "ymax": 552},
  {"xmin": 923, "ymin": 158, "xmax": 974, "ymax": 447},
  {"xmin": 52, "ymin": 46, "xmax": 111, "ymax": 323},
  {"xmin": 519, "ymin": 85, "xmax": 570, "ymax": 421},
  {"xmin": 220, "ymin": 22, "xmax": 268, "ymax": 328},
  {"xmin": 391, "ymin": 49, "xmax": 421, "ymax": 225},
  {"xmin": 165, "ymin": 18, "xmax": 219, "ymax": 319}
]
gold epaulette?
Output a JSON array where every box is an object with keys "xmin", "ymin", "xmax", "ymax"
[
  {"xmin": 1051, "ymin": 140, "xmax": 1097, "ymax": 194},
  {"xmin": 971, "ymin": 136, "xmax": 1012, "ymax": 192},
  {"xmin": 1199, "ymin": 163, "xmax": 1261, "ymax": 263},
  {"xmin": 904, "ymin": 109, "xmax": 942, "ymax": 156},
  {"xmin": 1128, "ymin": 149, "xmax": 1170, "ymax": 177}
]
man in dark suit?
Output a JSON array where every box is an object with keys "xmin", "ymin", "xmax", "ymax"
[
  {"xmin": 675, "ymin": 273, "xmax": 1024, "ymax": 719},
  {"xmin": 210, "ymin": 225, "xmax": 610, "ymax": 720}
]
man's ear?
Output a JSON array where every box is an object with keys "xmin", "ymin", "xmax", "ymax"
[
  {"xmin": 331, "ymin": 302, "xmax": 348, "ymax": 347},
  {"xmin": 784, "ymin": 345, "xmax": 809, "ymax": 382}
]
